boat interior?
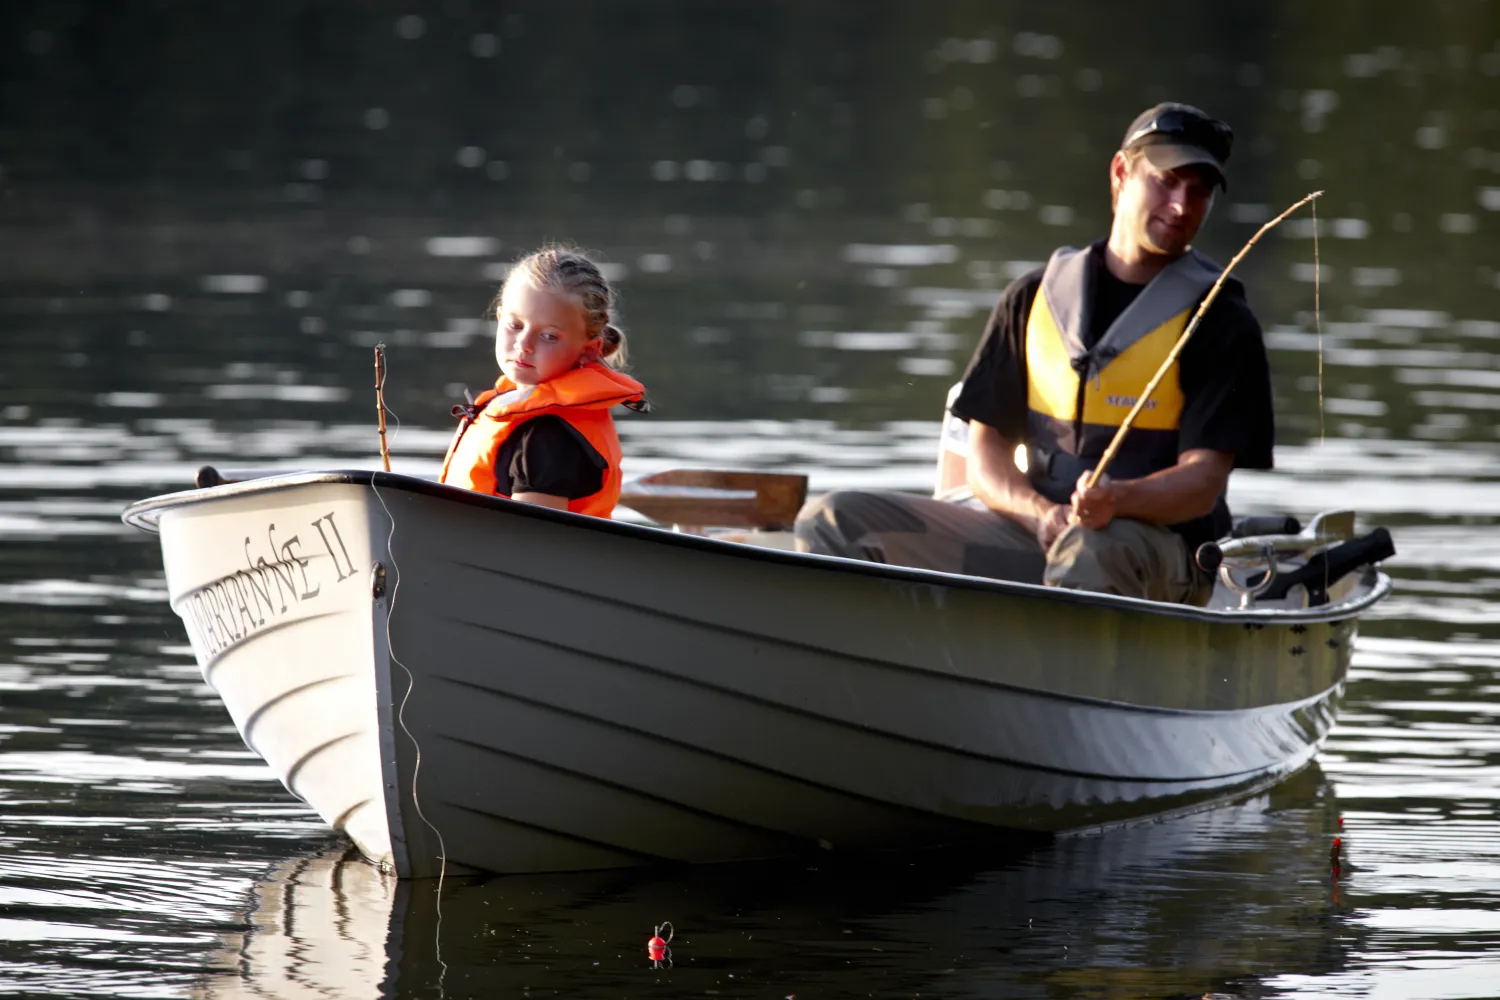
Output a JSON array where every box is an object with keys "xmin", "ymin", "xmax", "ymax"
[
  {"xmin": 697, "ymin": 508, "xmax": 1390, "ymax": 614},
  {"xmin": 612, "ymin": 387, "xmax": 1397, "ymax": 615},
  {"xmin": 192, "ymin": 378, "xmax": 1397, "ymax": 618}
]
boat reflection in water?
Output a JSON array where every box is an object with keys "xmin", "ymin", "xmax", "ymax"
[
  {"xmin": 197, "ymin": 764, "xmax": 1356, "ymax": 999},
  {"xmin": 197, "ymin": 842, "xmax": 396, "ymax": 1000}
]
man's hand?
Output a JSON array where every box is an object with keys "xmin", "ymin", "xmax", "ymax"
[
  {"xmin": 1070, "ymin": 471, "xmax": 1116, "ymax": 530},
  {"xmin": 1064, "ymin": 450, "xmax": 1233, "ymax": 528},
  {"xmin": 1035, "ymin": 502, "xmax": 1071, "ymax": 549}
]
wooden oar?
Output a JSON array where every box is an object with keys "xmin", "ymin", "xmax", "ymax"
[
  {"xmin": 617, "ymin": 469, "xmax": 808, "ymax": 531},
  {"xmin": 1085, "ymin": 190, "xmax": 1323, "ymax": 490}
]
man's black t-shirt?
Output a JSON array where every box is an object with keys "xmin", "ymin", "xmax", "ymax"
[
  {"xmin": 950, "ymin": 242, "xmax": 1275, "ymax": 546},
  {"xmin": 494, "ymin": 415, "xmax": 608, "ymax": 499}
]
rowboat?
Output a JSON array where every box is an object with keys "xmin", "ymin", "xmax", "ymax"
[{"xmin": 122, "ymin": 468, "xmax": 1393, "ymax": 878}]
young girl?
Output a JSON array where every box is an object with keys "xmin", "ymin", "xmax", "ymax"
[{"xmin": 439, "ymin": 246, "xmax": 647, "ymax": 517}]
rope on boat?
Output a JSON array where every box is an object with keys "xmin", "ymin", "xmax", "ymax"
[{"xmin": 369, "ymin": 395, "xmax": 451, "ymax": 995}]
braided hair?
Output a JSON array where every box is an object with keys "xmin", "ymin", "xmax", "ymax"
[{"xmin": 498, "ymin": 245, "xmax": 628, "ymax": 368}]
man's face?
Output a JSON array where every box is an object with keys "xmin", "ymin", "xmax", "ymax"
[{"xmin": 1112, "ymin": 153, "xmax": 1217, "ymax": 258}]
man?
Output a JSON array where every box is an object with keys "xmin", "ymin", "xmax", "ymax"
[{"xmin": 795, "ymin": 102, "xmax": 1274, "ymax": 604}]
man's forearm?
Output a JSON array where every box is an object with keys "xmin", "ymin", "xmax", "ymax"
[
  {"xmin": 1110, "ymin": 449, "xmax": 1232, "ymax": 524},
  {"xmin": 966, "ymin": 422, "xmax": 1058, "ymax": 529}
]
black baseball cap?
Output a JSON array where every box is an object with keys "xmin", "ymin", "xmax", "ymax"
[{"xmin": 1121, "ymin": 102, "xmax": 1233, "ymax": 190}]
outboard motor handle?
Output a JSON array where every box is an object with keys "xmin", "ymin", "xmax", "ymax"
[{"xmin": 1259, "ymin": 527, "xmax": 1396, "ymax": 604}]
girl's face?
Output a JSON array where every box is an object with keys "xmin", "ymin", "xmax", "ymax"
[{"xmin": 495, "ymin": 279, "xmax": 597, "ymax": 386}]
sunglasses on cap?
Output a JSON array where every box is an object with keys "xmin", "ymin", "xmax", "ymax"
[{"xmin": 1124, "ymin": 109, "xmax": 1233, "ymax": 164}]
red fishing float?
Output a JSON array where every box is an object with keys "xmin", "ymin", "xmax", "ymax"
[{"xmin": 647, "ymin": 920, "xmax": 674, "ymax": 966}]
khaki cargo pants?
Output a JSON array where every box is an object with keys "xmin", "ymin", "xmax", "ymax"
[{"xmin": 794, "ymin": 488, "xmax": 1208, "ymax": 605}]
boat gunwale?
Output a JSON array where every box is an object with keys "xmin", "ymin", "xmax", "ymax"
[{"xmin": 121, "ymin": 469, "xmax": 1393, "ymax": 626}]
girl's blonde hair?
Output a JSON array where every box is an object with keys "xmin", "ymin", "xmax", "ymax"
[{"xmin": 497, "ymin": 245, "xmax": 628, "ymax": 369}]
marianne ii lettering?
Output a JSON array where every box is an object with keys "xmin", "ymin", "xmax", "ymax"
[{"xmin": 176, "ymin": 511, "xmax": 359, "ymax": 661}]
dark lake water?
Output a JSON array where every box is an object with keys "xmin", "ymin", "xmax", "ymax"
[{"xmin": 3, "ymin": 2, "xmax": 1500, "ymax": 996}]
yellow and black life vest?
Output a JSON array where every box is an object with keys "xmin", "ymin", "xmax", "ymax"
[
  {"xmin": 440, "ymin": 364, "xmax": 647, "ymax": 518},
  {"xmin": 1024, "ymin": 246, "xmax": 1221, "ymax": 503}
]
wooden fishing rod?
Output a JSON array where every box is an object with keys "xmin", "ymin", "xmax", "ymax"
[
  {"xmin": 374, "ymin": 343, "xmax": 391, "ymax": 472},
  {"xmin": 1085, "ymin": 190, "xmax": 1323, "ymax": 490}
]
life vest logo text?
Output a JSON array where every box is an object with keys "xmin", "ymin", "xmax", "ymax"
[{"xmin": 1105, "ymin": 394, "xmax": 1156, "ymax": 410}]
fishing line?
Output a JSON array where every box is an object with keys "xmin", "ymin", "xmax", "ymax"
[
  {"xmin": 1308, "ymin": 203, "xmax": 1331, "ymax": 603},
  {"xmin": 1312, "ymin": 198, "xmax": 1325, "ymax": 446},
  {"xmin": 368, "ymin": 391, "xmax": 450, "ymax": 995}
]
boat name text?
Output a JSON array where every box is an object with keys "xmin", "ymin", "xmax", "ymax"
[{"xmin": 178, "ymin": 511, "xmax": 359, "ymax": 660}]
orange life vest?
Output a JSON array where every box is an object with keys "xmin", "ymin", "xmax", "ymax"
[{"xmin": 439, "ymin": 364, "xmax": 647, "ymax": 518}]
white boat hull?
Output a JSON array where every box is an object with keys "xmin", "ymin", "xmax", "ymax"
[
  {"xmin": 126, "ymin": 471, "xmax": 1390, "ymax": 878},
  {"xmin": 155, "ymin": 484, "xmax": 394, "ymax": 868}
]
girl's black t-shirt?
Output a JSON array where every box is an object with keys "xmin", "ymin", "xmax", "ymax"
[{"xmin": 494, "ymin": 415, "xmax": 608, "ymax": 499}]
